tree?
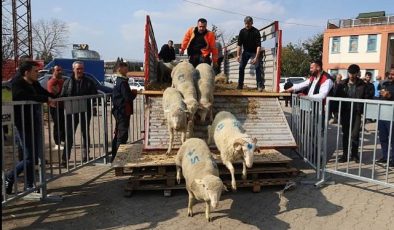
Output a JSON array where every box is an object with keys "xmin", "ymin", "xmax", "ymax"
[
  {"xmin": 302, "ymin": 33, "xmax": 323, "ymax": 62},
  {"xmin": 32, "ymin": 18, "xmax": 69, "ymax": 62},
  {"xmin": 2, "ymin": 0, "xmax": 14, "ymax": 61},
  {"xmin": 281, "ymin": 42, "xmax": 309, "ymax": 77}
]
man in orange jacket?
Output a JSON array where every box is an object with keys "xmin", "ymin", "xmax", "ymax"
[{"xmin": 180, "ymin": 18, "xmax": 218, "ymax": 68}]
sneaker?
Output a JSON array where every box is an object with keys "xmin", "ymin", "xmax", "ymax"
[
  {"xmin": 351, "ymin": 156, "xmax": 360, "ymax": 163},
  {"xmin": 257, "ymin": 87, "xmax": 263, "ymax": 92},
  {"xmin": 338, "ymin": 156, "xmax": 348, "ymax": 163},
  {"xmin": 5, "ymin": 178, "xmax": 14, "ymax": 195},
  {"xmin": 53, "ymin": 144, "xmax": 64, "ymax": 150}
]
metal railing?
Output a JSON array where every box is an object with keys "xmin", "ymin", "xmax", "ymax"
[
  {"xmin": 327, "ymin": 15, "xmax": 394, "ymax": 29},
  {"xmin": 317, "ymin": 97, "xmax": 394, "ymax": 188},
  {"xmin": 292, "ymin": 95, "xmax": 394, "ymax": 188},
  {"xmin": 291, "ymin": 95, "xmax": 324, "ymax": 178},
  {"xmin": 2, "ymin": 93, "xmax": 145, "ymax": 206}
]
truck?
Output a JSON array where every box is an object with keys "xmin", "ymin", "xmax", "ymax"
[
  {"xmin": 112, "ymin": 15, "xmax": 298, "ymax": 196},
  {"xmin": 43, "ymin": 46, "xmax": 105, "ymax": 82}
]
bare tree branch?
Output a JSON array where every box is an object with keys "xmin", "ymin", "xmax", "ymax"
[{"xmin": 32, "ymin": 18, "xmax": 69, "ymax": 62}]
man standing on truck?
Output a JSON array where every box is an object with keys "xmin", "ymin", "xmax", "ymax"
[
  {"xmin": 180, "ymin": 18, "xmax": 218, "ymax": 68},
  {"xmin": 236, "ymin": 16, "xmax": 264, "ymax": 92},
  {"xmin": 159, "ymin": 40, "xmax": 176, "ymax": 63},
  {"xmin": 60, "ymin": 61, "xmax": 98, "ymax": 166},
  {"xmin": 111, "ymin": 62, "xmax": 138, "ymax": 162}
]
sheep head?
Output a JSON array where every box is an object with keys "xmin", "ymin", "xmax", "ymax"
[
  {"xmin": 194, "ymin": 175, "xmax": 224, "ymax": 209},
  {"xmin": 168, "ymin": 108, "xmax": 187, "ymax": 130},
  {"xmin": 233, "ymin": 137, "xmax": 257, "ymax": 168}
]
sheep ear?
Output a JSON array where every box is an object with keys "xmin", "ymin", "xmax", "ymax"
[
  {"xmin": 194, "ymin": 179, "xmax": 204, "ymax": 185},
  {"xmin": 222, "ymin": 186, "xmax": 229, "ymax": 192},
  {"xmin": 233, "ymin": 142, "xmax": 242, "ymax": 151}
]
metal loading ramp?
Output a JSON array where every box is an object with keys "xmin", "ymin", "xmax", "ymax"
[{"xmin": 143, "ymin": 91, "xmax": 296, "ymax": 151}]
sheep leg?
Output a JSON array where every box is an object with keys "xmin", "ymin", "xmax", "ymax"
[
  {"xmin": 209, "ymin": 107, "xmax": 213, "ymax": 122},
  {"xmin": 224, "ymin": 161, "xmax": 237, "ymax": 191},
  {"xmin": 187, "ymin": 191, "xmax": 195, "ymax": 217},
  {"xmin": 207, "ymin": 125, "xmax": 212, "ymax": 145},
  {"xmin": 176, "ymin": 165, "xmax": 181, "ymax": 184},
  {"xmin": 242, "ymin": 160, "xmax": 247, "ymax": 180},
  {"xmin": 166, "ymin": 127, "xmax": 173, "ymax": 155},
  {"xmin": 181, "ymin": 130, "xmax": 186, "ymax": 143},
  {"xmin": 205, "ymin": 201, "xmax": 211, "ymax": 222}
]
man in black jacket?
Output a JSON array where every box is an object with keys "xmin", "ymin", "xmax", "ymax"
[
  {"xmin": 60, "ymin": 61, "xmax": 98, "ymax": 165},
  {"xmin": 5, "ymin": 61, "xmax": 54, "ymax": 194},
  {"xmin": 335, "ymin": 64, "xmax": 366, "ymax": 163},
  {"xmin": 236, "ymin": 16, "xmax": 264, "ymax": 91},
  {"xmin": 111, "ymin": 62, "xmax": 137, "ymax": 162},
  {"xmin": 158, "ymin": 40, "xmax": 176, "ymax": 63}
]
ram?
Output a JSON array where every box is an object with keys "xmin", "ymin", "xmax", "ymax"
[
  {"xmin": 175, "ymin": 138, "xmax": 224, "ymax": 222},
  {"xmin": 208, "ymin": 111, "xmax": 257, "ymax": 191}
]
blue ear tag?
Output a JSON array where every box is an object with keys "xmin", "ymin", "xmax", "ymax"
[{"xmin": 247, "ymin": 143, "xmax": 253, "ymax": 150}]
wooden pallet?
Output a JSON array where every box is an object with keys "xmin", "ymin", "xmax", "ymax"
[{"xmin": 113, "ymin": 143, "xmax": 299, "ymax": 196}]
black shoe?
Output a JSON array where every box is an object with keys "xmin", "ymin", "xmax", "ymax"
[
  {"xmin": 338, "ymin": 156, "xmax": 348, "ymax": 163},
  {"xmin": 351, "ymin": 156, "xmax": 360, "ymax": 163},
  {"xmin": 61, "ymin": 161, "xmax": 67, "ymax": 168},
  {"xmin": 376, "ymin": 158, "xmax": 387, "ymax": 163},
  {"xmin": 5, "ymin": 178, "xmax": 14, "ymax": 195},
  {"xmin": 237, "ymin": 85, "xmax": 243, "ymax": 90}
]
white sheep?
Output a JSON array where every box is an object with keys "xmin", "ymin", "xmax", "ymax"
[
  {"xmin": 195, "ymin": 63, "xmax": 215, "ymax": 122},
  {"xmin": 163, "ymin": 87, "xmax": 188, "ymax": 154},
  {"xmin": 208, "ymin": 111, "xmax": 257, "ymax": 191},
  {"xmin": 175, "ymin": 138, "xmax": 224, "ymax": 222},
  {"xmin": 171, "ymin": 61, "xmax": 199, "ymax": 136}
]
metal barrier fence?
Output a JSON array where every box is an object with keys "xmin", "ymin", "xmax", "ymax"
[
  {"xmin": 291, "ymin": 94, "xmax": 394, "ymax": 188},
  {"xmin": 2, "ymin": 93, "xmax": 145, "ymax": 206},
  {"xmin": 291, "ymin": 94, "xmax": 324, "ymax": 179},
  {"xmin": 317, "ymin": 97, "xmax": 394, "ymax": 188}
]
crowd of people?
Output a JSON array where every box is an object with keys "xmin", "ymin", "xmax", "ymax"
[{"xmin": 284, "ymin": 62, "xmax": 394, "ymax": 167}]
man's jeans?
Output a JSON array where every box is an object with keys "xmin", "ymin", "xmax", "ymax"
[
  {"xmin": 378, "ymin": 120, "xmax": 394, "ymax": 161},
  {"xmin": 238, "ymin": 51, "xmax": 264, "ymax": 88}
]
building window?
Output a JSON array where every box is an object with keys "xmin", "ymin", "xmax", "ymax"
[
  {"xmin": 330, "ymin": 69, "xmax": 338, "ymax": 76},
  {"xmin": 349, "ymin": 35, "xmax": 358, "ymax": 52},
  {"xmin": 331, "ymin": 37, "xmax": 340, "ymax": 53},
  {"xmin": 367, "ymin": 34, "xmax": 377, "ymax": 52}
]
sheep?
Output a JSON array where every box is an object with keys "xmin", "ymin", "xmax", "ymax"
[
  {"xmin": 175, "ymin": 138, "xmax": 225, "ymax": 222},
  {"xmin": 195, "ymin": 63, "xmax": 215, "ymax": 122},
  {"xmin": 157, "ymin": 60, "xmax": 178, "ymax": 83},
  {"xmin": 208, "ymin": 111, "xmax": 257, "ymax": 191},
  {"xmin": 171, "ymin": 61, "xmax": 199, "ymax": 136},
  {"xmin": 162, "ymin": 87, "xmax": 189, "ymax": 154}
]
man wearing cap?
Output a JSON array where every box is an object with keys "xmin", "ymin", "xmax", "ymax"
[
  {"xmin": 334, "ymin": 64, "xmax": 367, "ymax": 163},
  {"xmin": 236, "ymin": 16, "xmax": 264, "ymax": 92},
  {"xmin": 180, "ymin": 18, "xmax": 218, "ymax": 68}
]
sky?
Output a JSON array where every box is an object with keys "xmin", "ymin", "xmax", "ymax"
[{"xmin": 30, "ymin": 0, "xmax": 394, "ymax": 61}]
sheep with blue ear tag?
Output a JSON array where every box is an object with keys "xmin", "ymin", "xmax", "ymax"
[{"xmin": 208, "ymin": 111, "xmax": 258, "ymax": 191}]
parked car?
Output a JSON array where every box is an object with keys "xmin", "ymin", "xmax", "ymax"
[
  {"xmin": 279, "ymin": 77, "xmax": 307, "ymax": 92},
  {"xmin": 129, "ymin": 81, "xmax": 144, "ymax": 91},
  {"xmin": 38, "ymin": 69, "xmax": 113, "ymax": 94}
]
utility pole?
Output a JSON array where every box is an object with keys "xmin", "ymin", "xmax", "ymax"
[{"xmin": 12, "ymin": 0, "xmax": 32, "ymax": 65}]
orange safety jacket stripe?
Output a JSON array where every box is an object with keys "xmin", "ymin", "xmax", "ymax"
[{"xmin": 181, "ymin": 27, "xmax": 218, "ymax": 63}]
